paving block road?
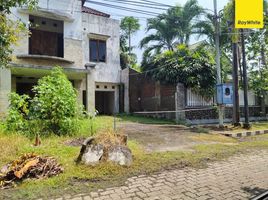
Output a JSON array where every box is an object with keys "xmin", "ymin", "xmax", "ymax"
[{"xmin": 59, "ymin": 150, "xmax": 268, "ymax": 200}]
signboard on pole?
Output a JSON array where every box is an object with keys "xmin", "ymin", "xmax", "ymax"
[{"xmin": 235, "ymin": 0, "xmax": 264, "ymax": 29}]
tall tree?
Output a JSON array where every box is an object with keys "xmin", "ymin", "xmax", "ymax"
[
  {"xmin": 0, "ymin": 0, "xmax": 37, "ymax": 68},
  {"xmin": 193, "ymin": 12, "xmax": 232, "ymax": 82},
  {"xmin": 120, "ymin": 34, "xmax": 138, "ymax": 69},
  {"xmin": 120, "ymin": 16, "xmax": 140, "ymax": 55},
  {"xmin": 247, "ymin": 4, "xmax": 268, "ymax": 115},
  {"xmin": 140, "ymin": 16, "xmax": 177, "ymax": 56}
]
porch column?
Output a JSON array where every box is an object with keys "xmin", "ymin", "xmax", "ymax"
[
  {"xmin": 114, "ymin": 85, "xmax": 120, "ymax": 114},
  {"xmin": 74, "ymin": 80, "xmax": 83, "ymax": 105},
  {"xmin": 0, "ymin": 68, "xmax": 11, "ymax": 117},
  {"xmin": 121, "ymin": 68, "xmax": 129, "ymax": 113},
  {"xmin": 86, "ymin": 70, "xmax": 95, "ymax": 114},
  {"xmin": 175, "ymin": 83, "xmax": 186, "ymax": 123}
]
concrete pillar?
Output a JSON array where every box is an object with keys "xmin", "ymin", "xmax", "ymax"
[
  {"xmin": 74, "ymin": 80, "xmax": 83, "ymax": 105},
  {"xmin": 86, "ymin": 70, "xmax": 95, "ymax": 114},
  {"xmin": 0, "ymin": 68, "xmax": 12, "ymax": 117},
  {"xmin": 114, "ymin": 85, "xmax": 120, "ymax": 113},
  {"xmin": 121, "ymin": 68, "xmax": 129, "ymax": 113},
  {"xmin": 175, "ymin": 83, "xmax": 186, "ymax": 123}
]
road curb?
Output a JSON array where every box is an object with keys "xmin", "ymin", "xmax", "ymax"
[{"xmin": 221, "ymin": 129, "xmax": 268, "ymax": 138}]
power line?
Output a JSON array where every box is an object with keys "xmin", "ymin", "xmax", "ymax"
[
  {"xmin": 86, "ymin": 0, "xmax": 161, "ymax": 16},
  {"xmin": 86, "ymin": 0, "xmax": 217, "ymax": 24},
  {"xmin": 139, "ymin": 0, "xmax": 173, "ymax": 8},
  {"xmin": 100, "ymin": 0, "xmax": 169, "ymax": 10}
]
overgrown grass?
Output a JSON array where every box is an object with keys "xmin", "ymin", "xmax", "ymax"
[
  {"xmin": 250, "ymin": 121, "xmax": 268, "ymax": 130},
  {"xmin": 79, "ymin": 116, "xmax": 115, "ymax": 136},
  {"xmin": 0, "ymin": 116, "xmax": 268, "ymax": 199}
]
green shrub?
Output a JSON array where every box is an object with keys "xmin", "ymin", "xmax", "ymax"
[
  {"xmin": 5, "ymin": 67, "xmax": 82, "ymax": 136},
  {"xmin": 30, "ymin": 67, "xmax": 81, "ymax": 135},
  {"xmin": 5, "ymin": 93, "xmax": 29, "ymax": 133}
]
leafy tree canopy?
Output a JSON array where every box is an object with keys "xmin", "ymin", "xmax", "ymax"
[
  {"xmin": 0, "ymin": 0, "xmax": 37, "ymax": 13},
  {"xmin": 0, "ymin": 0, "xmax": 38, "ymax": 68},
  {"xmin": 141, "ymin": 45, "xmax": 216, "ymax": 98},
  {"xmin": 120, "ymin": 16, "xmax": 140, "ymax": 69},
  {"xmin": 120, "ymin": 16, "xmax": 140, "ymax": 38},
  {"xmin": 120, "ymin": 34, "xmax": 138, "ymax": 69}
]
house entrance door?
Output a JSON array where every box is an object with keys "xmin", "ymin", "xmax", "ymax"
[{"xmin": 95, "ymin": 91, "xmax": 115, "ymax": 115}]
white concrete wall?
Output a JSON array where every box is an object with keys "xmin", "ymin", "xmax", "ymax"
[
  {"xmin": 10, "ymin": 0, "xmax": 121, "ymax": 81},
  {"xmin": 36, "ymin": 0, "xmax": 83, "ymax": 42},
  {"xmin": 0, "ymin": 68, "xmax": 11, "ymax": 116},
  {"xmin": 7, "ymin": 0, "xmax": 121, "ymax": 114},
  {"xmin": 10, "ymin": 0, "xmax": 83, "ymax": 67},
  {"xmin": 82, "ymin": 13, "xmax": 121, "ymax": 83},
  {"xmin": 239, "ymin": 90, "xmax": 257, "ymax": 106}
]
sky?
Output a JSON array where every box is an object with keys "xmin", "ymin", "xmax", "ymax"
[{"xmin": 85, "ymin": 0, "xmax": 229, "ymax": 63}]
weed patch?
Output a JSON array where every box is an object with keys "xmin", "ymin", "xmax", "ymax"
[{"xmin": 1, "ymin": 117, "xmax": 268, "ymax": 199}]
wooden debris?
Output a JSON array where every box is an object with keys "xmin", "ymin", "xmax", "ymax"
[
  {"xmin": 0, "ymin": 153, "xmax": 63, "ymax": 189},
  {"xmin": 14, "ymin": 158, "xmax": 39, "ymax": 179}
]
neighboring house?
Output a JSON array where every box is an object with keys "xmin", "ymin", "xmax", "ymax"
[
  {"xmin": 0, "ymin": 0, "xmax": 121, "ymax": 116},
  {"xmin": 122, "ymin": 67, "xmax": 263, "ymax": 125}
]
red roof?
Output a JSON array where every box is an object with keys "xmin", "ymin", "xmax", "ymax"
[{"xmin": 82, "ymin": 6, "xmax": 110, "ymax": 18}]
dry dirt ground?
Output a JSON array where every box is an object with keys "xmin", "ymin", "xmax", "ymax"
[{"xmin": 117, "ymin": 122, "xmax": 231, "ymax": 152}]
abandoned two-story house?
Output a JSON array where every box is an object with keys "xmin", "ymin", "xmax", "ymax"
[{"xmin": 0, "ymin": 0, "xmax": 121, "ymax": 116}]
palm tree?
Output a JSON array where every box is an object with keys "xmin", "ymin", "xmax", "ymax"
[
  {"xmin": 140, "ymin": 17, "xmax": 177, "ymax": 55},
  {"xmin": 120, "ymin": 16, "xmax": 140, "ymax": 55},
  {"xmin": 164, "ymin": 0, "xmax": 204, "ymax": 44},
  {"xmin": 140, "ymin": 0, "xmax": 204, "ymax": 55}
]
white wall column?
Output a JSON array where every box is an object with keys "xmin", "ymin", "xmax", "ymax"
[
  {"xmin": 121, "ymin": 68, "xmax": 129, "ymax": 113},
  {"xmin": 175, "ymin": 83, "xmax": 186, "ymax": 123},
  {"xmin": 0, "ymin": 68, "xmax": 12, "ymax": 117},
  {"xmin": 74, "ymin": 80, "xmax": 83, "ymax": 105},
  {"xmin": 114, "ymin": 85, "xmax": 120, "ymax": 113},
  {"xmin": 86, "ymin": 70, "xmax": 95, "ymax": 114}
]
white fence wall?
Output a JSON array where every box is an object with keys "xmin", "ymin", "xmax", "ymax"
[
  {"xmin": 239, "ymin": 90, "xmax": 257, "ymax": 106},
  {"xmin": 186, "ymin": 89, "xmax": 215, "ymax": 107},
  {"xmin": 186, "ymin": 88, "xmax": 257, "ymax": 107}
]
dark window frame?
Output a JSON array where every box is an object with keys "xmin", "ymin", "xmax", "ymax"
[
  {"xmin": 28, "ymin": 15, "xmax": 64, "ymax": 58},
  {"xmin": 90, "ymin": 39, "xmax": 107, "ymax": 63}
]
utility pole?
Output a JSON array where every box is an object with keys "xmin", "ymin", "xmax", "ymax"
[
  {"xmin": 240, "ymin": 29, "xmax": 250, "ymax": 129},
  {"xmin": 214, "ymin": 0, "xmax": 224, "ymax": 128}
]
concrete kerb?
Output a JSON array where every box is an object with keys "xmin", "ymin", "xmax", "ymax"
[{"xmin": 221, "ymin": 129, "xmax": 268, "ymax": 138}]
